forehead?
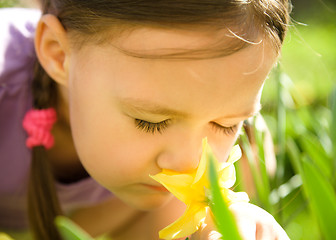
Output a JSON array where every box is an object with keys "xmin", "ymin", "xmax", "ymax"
[
  {"xmin": 71, "ymin": 27, "xmax": 277, "ymax": 118},
  {"xmin": 104, "ymin": 27, "xmax": 277, "ymax": 84}
]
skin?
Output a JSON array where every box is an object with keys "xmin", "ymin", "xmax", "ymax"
[{"xmin": 35, "ymin": 15, "xmax": 289, "ymax": 239}]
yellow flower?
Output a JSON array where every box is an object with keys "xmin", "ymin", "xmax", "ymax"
[{"xmin": 150, "ymin": 138, "xmax": 249, "ymax": 240}]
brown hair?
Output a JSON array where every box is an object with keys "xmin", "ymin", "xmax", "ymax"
[
  {"xmin": 28, "ymin": 62, "xmax": 62, "ymax": 240},
  {"xmin": 29, "ymin": 0, "xmax": 291, "ymax": 239}
]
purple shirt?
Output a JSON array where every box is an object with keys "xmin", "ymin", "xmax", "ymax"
[{"xmin": 0, "ymin": 8, "xmax": 112, "ymax": 230}]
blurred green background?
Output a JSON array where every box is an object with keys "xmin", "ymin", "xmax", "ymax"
[
  {"xmin": 255, "ymin": 1, "xmax": 336, "ymax": 239},
  {"xmin": 263, "ymin": 0, "xmax": 336, "ymax": 108}
]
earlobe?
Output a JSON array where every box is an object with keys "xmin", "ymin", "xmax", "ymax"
[{"xmin": 35, "ymin": 14, "xmax": 70, "ymax": 86}]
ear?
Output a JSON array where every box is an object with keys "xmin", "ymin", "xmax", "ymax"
[{"xmin": 35, "ymin": 14, "xmax": 70, "ymax": 86}]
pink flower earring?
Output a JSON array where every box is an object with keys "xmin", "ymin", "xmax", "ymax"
[{"xmin": 22, "ymin": 108, "xmax": 57, "ymax": 149}]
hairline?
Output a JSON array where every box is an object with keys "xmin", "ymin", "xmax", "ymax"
[{"xmin": 67, "ymin": 24, "xmax": 279, "ymax": 60}]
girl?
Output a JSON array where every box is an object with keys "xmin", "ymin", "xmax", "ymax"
[{"xmin": 0, "ymin": 0, "xmax": 291, "ymax": 239}]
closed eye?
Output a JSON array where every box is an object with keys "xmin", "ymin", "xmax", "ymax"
[
  {"xmin": 210, "ymin": 122, "xmax": 238, "ymax": 135},
  {"xmin": 135, "ymin": 119, "xmax": 170, "ymax": 134},
  {"xmin": 135, "ymin": 119, "xmax": 239, "ymax": 135}
]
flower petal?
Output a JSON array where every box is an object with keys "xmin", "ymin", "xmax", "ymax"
[
  {"xmin": 224, "ymin": 189, "xmax": 250, "ymax": 205},
  {"xmin": 150, "ymin": 173, "xmax": 194, "ymax": 203},
  {"xmin": 218, "ymin": 165, "xmax": 236, "ymax": 188},
  {"xmin": 226, "ymin": 145, "xmax": 242, "ymax": 165},
  {"xmin": 159, "ymin": 204, "xmax": 207, "ymax": 239},
  {"xmin": 193, "ymin": 138, "xmax": 209, "ymax": 185},
  {"xmin": 219, "ymin": 145, "xmax": 242, "ymax": 171},
  {"xmin": 217, "ymin": 145, "xmax": 241, "ymax": 188}
]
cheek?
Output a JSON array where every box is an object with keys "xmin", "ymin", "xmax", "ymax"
[
  {"xmin": 72, "ymin": 110, "xmax": 134, "ymax": 176},
  {"xmin": 67, "ymin": 60, "xmax": 162, "ymax": 190},
  {"xmin": 68, "ymin": 90, "xmax": 158, "ymax": 190},
  {"xmin": 209, "ymin": 124, "xmax": 243, "ymax": 163}
]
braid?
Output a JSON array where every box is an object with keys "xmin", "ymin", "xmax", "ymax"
[
  {"xmin": 27, "ymin": 61, "xmax": 62, "ymax": 240},
  {"xmin": 32, "ymin": 61, "xmax": 58, "ymax": 109}
]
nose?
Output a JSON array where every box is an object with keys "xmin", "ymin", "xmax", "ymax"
[{"xmin": 156, "ymin": 137, "xmax": 203, "ymax": 173}]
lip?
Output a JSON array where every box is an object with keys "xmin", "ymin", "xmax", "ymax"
[{"xmin": 142, "ymin": 184, "xmax": 170, "ymax": 192}]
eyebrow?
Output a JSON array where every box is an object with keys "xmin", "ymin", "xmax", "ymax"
[
  {"xmin": 223, "ymin": 104, "xmax": 262, "ymax": 120},
  {"xmin": 119, "ymin": 98, "xmax": 189, "ymax": 117},
  {"xmin": 119, "ymin": 97, "xmax": 262, "ymax": 120}
]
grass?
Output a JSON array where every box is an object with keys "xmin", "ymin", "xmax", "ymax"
[
  {"xmin": 239, "ymin": 11, "xmax": 336, "ymax": 239},
  {"xmin": 262, "ymin": 16, "xmax": 336, "ymax": 107}
]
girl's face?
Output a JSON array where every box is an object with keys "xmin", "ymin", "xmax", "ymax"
[{"xmin": 64, "ymin": 28, "xmax": 277, "ymax": 210}]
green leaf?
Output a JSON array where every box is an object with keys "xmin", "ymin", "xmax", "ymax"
[
  {"xmin": 286, "ymin": 138, "xmax": 302, "ymax": 174},
  {"xmin": 0, "ymin": 233, "xmax": 15, "ymax": 240},
  {"xmin": 276, "ymin": 68, "xmax": 287, "ymax": 185},
  {"xmin": 55, "ymin": 216, "xmax": 94, "ymax": 240},
  {"xmin": 329, "ymin": 87, "xmax": 336, "ymax": 181},
  {"xmin": 207, "ymin": 153, "xmax": 242, "ymax": 240},
  {"xmin": 0, "ymin": 0, "xmax": 19, "ymax": 7},
  {"xmin": 253, "ymin": 122, "xmax": 273, "ymax": 213},
  {"xmin": 299, "ymin": 134, "xmax": 332, "ymax": 179},
  {"xmin": 330, "ymin": 88, "xmax": 336, "ymax": 150},
  {"xmin": 240, "ymin": 129, "xmax": 266, "ymax": 207},
  {"xmin": 300, "ymin": 157, "xmax": 336, "ymax": 240}
]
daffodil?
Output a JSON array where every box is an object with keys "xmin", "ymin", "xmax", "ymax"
[{"xmin": 150, "ymin": 138, "xmax": 249, "ymax": 240}]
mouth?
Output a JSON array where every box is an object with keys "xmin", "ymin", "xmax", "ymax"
[{"xmin": 142, "ymin": 184, "xmax": 170, "ymax": 192}]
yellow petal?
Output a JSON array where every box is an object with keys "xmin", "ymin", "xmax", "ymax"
[
  {"xmin": 152, "ymin": 139, "xmax": 248, "ymax": 240},
  {"xmin": 159, "ymin": 204, "xmax": 208, "ymax": 239},
  {"xmin": 223, "ymin": 189, "xmax": 250, "ymax": 205},
  {"xmin": 193, "ymin": 138, "xmax": 209, "ymax": 185},
  {"xmin": 150, "ymin": 173, "xmax": 194, "ymax": 203},
  {"xmin": 217, "ymin": 145, "xmax": 241, "ymax": 188},
  {"xmin": 226, "ymin": 145, "xmax": 242, "ymax": 165},
  {"xmin": 218, "ymin": 164, "xmax": 236, "ymax": 188}
]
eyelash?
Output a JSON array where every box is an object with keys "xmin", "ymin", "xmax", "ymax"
[
  {"xmin": 135, "ymin": 119, "xmax": 238, "ymax": 135},
  {"xmin": 135, "ymin": 119, "xmax": 170, "ymax": 134},
  {"xmin": 210, "ymin": 122, "xmax": 238, "ymax": 135}
]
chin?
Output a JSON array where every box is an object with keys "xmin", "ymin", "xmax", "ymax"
[{"xmin": 123, "ymin": 193, "xmax": 174, "ymax": 211}]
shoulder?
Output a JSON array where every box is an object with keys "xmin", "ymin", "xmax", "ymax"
[
  {"xmin": 0, "ymin": 9, "xmax": 42, "ymax": 194},
  {"xmin": 0, "ymin": 8, "xmax": 41, "ymax": 85}
]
